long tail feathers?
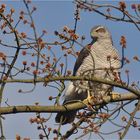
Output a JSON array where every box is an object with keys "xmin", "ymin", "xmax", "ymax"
[
  {"xmin": 55, "ymin": 82, "xmax": 84, "ymax": 125},
  {"xmin": 55, "ymin": 111, "xmax": 77, "ymax": 125}
]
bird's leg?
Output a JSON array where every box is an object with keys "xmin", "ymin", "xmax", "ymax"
[
  {"xmin": 87, "ymin": 90, "xmax": 94, "ymax": 105},
  {"xmin": 110, "ymin": 92, "xmax": 121, "ymax": 101},
  {"xmin": 83, "ymin": 90, "xmax": 96, "ymax": 111}
]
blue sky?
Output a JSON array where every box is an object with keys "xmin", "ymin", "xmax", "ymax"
[{"xmin": 0, "ymin": 0, "xmax": 140, "ymax": 139}]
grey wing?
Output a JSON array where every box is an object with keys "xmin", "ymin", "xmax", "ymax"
[{"xmin": 73, "ymin": 46, "xmax": 90, "ymax": 76}]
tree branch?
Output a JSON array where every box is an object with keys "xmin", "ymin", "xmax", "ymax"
[
  {"xmin": 0, "ymin": 92, "xmax": 138, "ymax": 115},
  {"xmin": 2, "ymin": 76, "xmax": 140, "ymax": 98},
  {"xmin": 120, "ymin": 100, "xmax": 140, "ymax": 139},
  {"xmin": 75, "ymin": 0, "xmax": 140, "ymax": 31}
]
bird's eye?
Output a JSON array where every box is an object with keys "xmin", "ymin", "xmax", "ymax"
[{"xmin": 96, "ymin": 28, "xmax": 106, "ymax": 33}]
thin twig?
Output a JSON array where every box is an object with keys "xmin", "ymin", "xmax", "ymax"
[{"xmin": 120, "ymin": 100, "xmax": 140, "ymax": 139}]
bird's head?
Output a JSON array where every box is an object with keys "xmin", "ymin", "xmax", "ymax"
[{"xmin": 90, "ymin": 25, "xmax": 111, "ymax": 41}]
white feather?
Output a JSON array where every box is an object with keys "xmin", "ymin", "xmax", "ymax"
[{"xmin": 63, "ymin": 82, "xmax": 75, "ymax": 100}]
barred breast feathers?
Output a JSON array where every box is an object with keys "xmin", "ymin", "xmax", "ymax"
[{"xmin": 76, "ymin": 39, "xmax": 121, "ymax": 76}]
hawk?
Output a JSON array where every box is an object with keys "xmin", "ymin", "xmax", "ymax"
[{"xmin": 55, "ymin": 25, "xmax": 121, "ymax": 125}]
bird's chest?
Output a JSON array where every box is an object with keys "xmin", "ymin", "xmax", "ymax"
[{"xmin": 76, "ymin": 47, "xmax": 107, "ymax": 76}]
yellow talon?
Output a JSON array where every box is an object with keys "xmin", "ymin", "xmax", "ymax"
[
  {"xmin": 82, "ymin": 90, "xmax": 96, "ymax": 111},
  {"xmin": 111, "ymin": 93, "xmax": 120, "ymax": 100}
]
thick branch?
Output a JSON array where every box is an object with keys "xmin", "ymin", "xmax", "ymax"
[
  {"xmin": 3, "ymin": 76, "xmax": 140, "ymax": 98},
  {"xmin": 0, "ymin": 92, "xmax": 138, "ymax": 115}
]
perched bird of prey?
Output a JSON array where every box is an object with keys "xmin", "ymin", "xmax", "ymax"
[{"xmin": 55, "ymin": 25, "xmax": 121, "ymax": 125}]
